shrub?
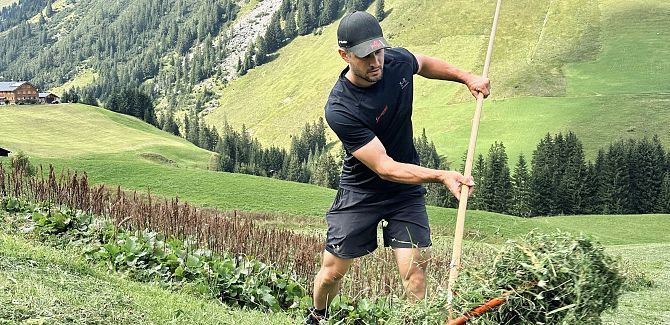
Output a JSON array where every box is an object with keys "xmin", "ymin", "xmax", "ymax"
[{"xmin": 11, "ymin": 151, "xmax": 35, "ymax": 176}]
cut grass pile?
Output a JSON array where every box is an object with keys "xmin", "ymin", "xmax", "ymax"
[{"xmin": 408, "ymin": 232, "xmax": 626, "ymax": 324}]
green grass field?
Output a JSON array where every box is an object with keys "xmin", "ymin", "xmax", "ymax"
[
  {"xmin": 0, "ymin": 104, "xmax": 211, "ymax": 169},
  {"xmin": 602, "ymin": 243, "xmax": 670, "ymax": 325},
  {"xmin": 204, "ymin": 0, "xmax": 670, "ymax": 165}
]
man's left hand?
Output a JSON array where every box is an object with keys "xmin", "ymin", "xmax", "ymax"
[{"xmin": 466, "ymin": 75, "xmax": 491, "ymax": 98}]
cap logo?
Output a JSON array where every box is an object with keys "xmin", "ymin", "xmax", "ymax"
[{"xmin": 370, "ymin": 39, "xmax": 384, "ymax": 49}]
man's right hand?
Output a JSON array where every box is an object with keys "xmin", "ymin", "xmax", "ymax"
[
  {"xmin": 465, "ymin": 74, "xmax": 491, "ymax": 99},
  {"xmin": 441, "ymin": 171, "xmax": 475, "ymax": 199}
]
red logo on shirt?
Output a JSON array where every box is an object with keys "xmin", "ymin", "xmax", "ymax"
[{"xmin": 376, "ymin": 105, "xmax": 389, "ymax": 124}]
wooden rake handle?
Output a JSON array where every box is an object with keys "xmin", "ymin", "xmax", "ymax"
[{"xmin": 447, "ymin": 0, "xmax": 503, "ymax": 321}]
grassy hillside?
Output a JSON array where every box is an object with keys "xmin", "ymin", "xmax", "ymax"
[
  {"xmin": 0, "ymin": 104, "xmax": 212, "ymax": 169},
  {"xmin": 206, "ymin": 0, "xmax": 670, "ymax": 164}
]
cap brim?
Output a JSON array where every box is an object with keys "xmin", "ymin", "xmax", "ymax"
[{"xmin": 350, "ymin": 37, "xmax": 391, "ymax": 58}]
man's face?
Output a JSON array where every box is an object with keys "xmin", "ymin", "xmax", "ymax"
[{"xmin": 340, "ymin": 48, "xmax": 385, "ymax": 86}]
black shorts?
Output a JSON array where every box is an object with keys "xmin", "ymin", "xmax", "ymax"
[{"xmin": 324, "ymin": 186, "xmax": 432, "ymax": 259}]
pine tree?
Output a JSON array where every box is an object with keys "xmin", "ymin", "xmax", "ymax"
[
  {"xmin": 264, "ymin": 12, "xmax": 284, "ymax": 52},
  {"xmin": 309, "ymin": 0, "xmax": 320, "ymax": 27},
  {"xmin": 185, "ymin": 109, "xmax": 200, "ymax": 144},
  {"xmin": 480, "ymin": 142, "xmax": 512, "ymax": 213},
  {"xmin": 297, "ymin": 0, "xmax": 313, "ymax": 35},
  {"xmin": 632, "ymin": 137, "xmax": 661, "ymax": 213},
  {"xmin": 239, "ymin": 42, "xmax": 256, "ymax": 75},
  {"xmin": 559, "ymin": 132, "xmax": 586, "ymax": 214},
  {"xmin": 650, "ymin": 135, "xmax": 667, "ymax": 212},
  {"xmin": 161, "ymin": 108, "xmax": 180, "ymax": 136},
  {"xmin": 284, "ymin": 10, "xmax": 298, "ymax": 39},
  {"xmin": 592, "ymin": 149, "xmax": 608, "ymax": 213},
  {"xmin": 352, "ymin": 0, "xmax": 369, "ymax": 11},
  {"xmin": 530, "ymin": 134, "xmax": 555, "ymax": 216},
  {"xmin": 375, "ymin": 0, "xmax": 385, "ymax": 21},
  {"xmin": 280, "ymin": 0, "xmax": 293, "ymax": 20},
  {"xmin": 581, "ymin": 161, "xmax": 599, "ymax": 215},
  {"xmin": 313, "ymin": 117, "xmax": 327, "ymax": 152},
  {"xmin": 605, "ymin": 140, "xmax": 632, "ymax": 214},
  {"xmin": 415, "ymin": 129, "xmax": 447, "ymax": 207},
  {"xmin": 466, "ymin": 153, "xmax": 486, "ymax": 211},
  {"xmin": 320, "ymin": 0, "xmax": 339, "ymax": 26},
  {"xmin": 511, "ymin": 154, "xmax": 531, "ymax": 217},
  {"xmin": 255, "ymin": 36, "xmax": 268, "ymax": 65},
  {"xmin": 284, "ymin": 153, "xmax": 307, "ymax": 182},
  {"xmin": 551, "ymin": 133, "xmax": 567, "ymax": 213},
  {"xmin": 660, "ymin": 174, "xmax": 670, "ymax": 213}
]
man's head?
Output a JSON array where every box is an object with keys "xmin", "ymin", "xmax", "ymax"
[
  {"xmin": 337, "ymin": 11, "xmax": 391, "ymax": 86},
  {"xmin": 337, "ymin": 11, "xmax": 390, "ymax": 58}
]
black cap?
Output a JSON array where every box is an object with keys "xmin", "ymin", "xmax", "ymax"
[{"xmin": 337, "ymin": 11, "xmax": 391, "ymax": 57}]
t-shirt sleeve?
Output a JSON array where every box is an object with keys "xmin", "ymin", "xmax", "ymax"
[
  {"xmin": 325, "ymin": 104, "xmax": 376, "ymax": 153},
  {"xmin": 394, "ymin": 47, "xmax": 419, "ymax": 75}
]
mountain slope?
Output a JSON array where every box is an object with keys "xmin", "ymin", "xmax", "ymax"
[{"xmin": 205, "ymin": 0, "xmax": 670, "ymax": 164}]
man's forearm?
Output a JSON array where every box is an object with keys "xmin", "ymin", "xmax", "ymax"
[
  {"xmin": 417, "ymin": 55, "xmax": 472, "ymax": 84},
  {"xmin": 377, "ymin": 160, "xmax": 445, "ymax": 185}
]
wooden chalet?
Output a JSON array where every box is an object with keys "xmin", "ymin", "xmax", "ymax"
[
  {"xmin": 39, "ymin": 92, "xmax": 60, "ymax": 104},
  {"xmin": 0, "ymin": 81, "xmax": 39, "ymax": 104}
]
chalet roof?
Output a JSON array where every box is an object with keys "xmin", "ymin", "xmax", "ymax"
[
  {"xmin": 39, "ymin": 92, "xmax": 50, "ymax": 97},
  {"xmin": 0, "ymin": 81, "xmax": 28, "ymax": 92}
]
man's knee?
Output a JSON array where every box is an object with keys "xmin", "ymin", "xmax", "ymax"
[
  {"xmin": 317, "ymin": 266, "xmax": 347, "ymax": 286},
  {"xmin": 316, "ymin": 251, "xmax": 353, "ymax": 287},
  {"xmin": 403, "ymin": 269, "xmax": 427, "ymax": 300},
  {"xmin": 405, "ymin": 270, "xmax": 426, "ymax": 288}
]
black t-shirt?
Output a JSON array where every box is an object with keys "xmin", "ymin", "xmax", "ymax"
[{"xmin": 325, "ymin": 47, "xmax": 422, "ymax": 193}]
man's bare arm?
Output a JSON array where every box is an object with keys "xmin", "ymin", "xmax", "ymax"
[
  {"xmin": 351, "ymin": 137, "xmax": 473, "ymax": 198},
  {"xmin": 415, "ymin": 53, "xmax": 491, "ymax": 98}
]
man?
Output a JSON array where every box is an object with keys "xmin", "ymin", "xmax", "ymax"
[{"xmin": 307, "ymin": 11, "xmax": 490, "ymax": 323}]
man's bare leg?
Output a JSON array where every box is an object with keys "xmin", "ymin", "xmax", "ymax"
[
  {"xmin": 394, "ymin": 247, "xmax": 431, "ymax": 301},
  {"xmin": 313, "ymin": 250, "xmax": 355, "ymax": 310}
]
